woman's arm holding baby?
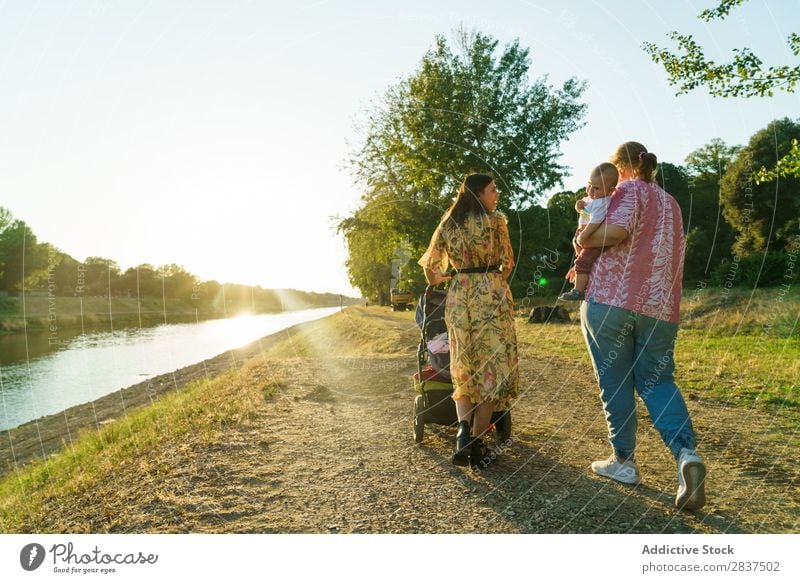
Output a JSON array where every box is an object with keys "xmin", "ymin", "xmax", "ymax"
[{"xmin": 578, "ymin": 224, "xmax": 629, "ymax": 248}]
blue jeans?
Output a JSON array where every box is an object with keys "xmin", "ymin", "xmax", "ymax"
[{"xmin": 580, "ymin": 299, "xmax": 696, "ymax": 460}]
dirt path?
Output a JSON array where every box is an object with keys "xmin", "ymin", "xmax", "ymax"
[{"xmin": 4, "ymin": 308, "xmax": 798, "ymax": 533}]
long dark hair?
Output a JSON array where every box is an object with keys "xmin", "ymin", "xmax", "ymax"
[{"xmin": 442, "ymin": 173, "xmax": 494, "ymax": 227}]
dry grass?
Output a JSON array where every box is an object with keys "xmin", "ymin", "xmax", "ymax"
[
  {"xmin": 0, "ymin": 359, "xmax": 282, "ymax": 532},
  {"xmin": 1, "ymin": 306, "xmax": 797, "ymax": 534}
]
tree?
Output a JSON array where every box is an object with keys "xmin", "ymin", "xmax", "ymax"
[
  {"xmin": 643, "ymin": 0, "xmax": 799, "ymax": 182},
  {"xmin": 0, "ymin": 207, "xmax": 10, "ymax": 232},
  {"xmin": 340, "ymin": 29, "xmax": 587, "ymax": 298},
  {"xmin": 0, "ymin": 219, "xmax": 48, "ymax": 292},
  {"xmin": 754, "ymin": 139, "xmax": 800, "ymax": 183},
  {"xmin": 678, "ymin": 141, "xmax": 741, "ymax": 279},
  {"xmin": 159, "ymin": 264, "xmax": 197, "ymax": 300},
  {"xmin": 0, "ymin": 207, "xmax": 14, "ymax": 282},
  {"xmin": 720, "ymin": 118, "xmax": 800, "ymax": 255},
  {"xmin": 117, "ymin": 264, "xmax": 161, "ymax": 298},
  {"xmin": 337, "ymin": 208, "xmax": 396, "ymax": 303},
  {"xmin": 51, "ymin": 249, "xmax": 82, "ymax": 295},
  {"xmin": 82, "ymin": 257, "xmax": 121, "ymax": 297},
  {"xmin": 684, "ymin": 138, "xmax": 741, "ymax": 181},
  {"xmin": 199, "ymin": 280, "xmax": 223, "ymax": 309}
]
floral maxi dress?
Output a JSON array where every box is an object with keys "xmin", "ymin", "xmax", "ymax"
[{"xmin": 418, "ymin": 211, "xmax": 519, "ymax": 410}]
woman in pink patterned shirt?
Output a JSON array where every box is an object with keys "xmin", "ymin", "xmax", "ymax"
[{"xmin": 576, "ymin": 141, "xmax": 707, "ymax": 511}]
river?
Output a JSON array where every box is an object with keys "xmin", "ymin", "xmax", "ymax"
[{"xmin": 0, "ymin": 307, "xmax": 340, "ymax": 431}]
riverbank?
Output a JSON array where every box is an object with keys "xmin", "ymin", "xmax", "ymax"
[
  {"xmin": 1, "ymin": 306, "xmax": 797, "ymax": 533},
  {"xmin": 0, "ymin": 314, "xmax": 336, "ymax": 476},
  {"xmin": 0, "ymin": 295, "xmax": 354, "ymax": 334}
]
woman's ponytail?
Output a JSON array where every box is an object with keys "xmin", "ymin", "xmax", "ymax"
[{"xmin": 611, "ymin": 141, "xmax": 658, "ymax": 183}]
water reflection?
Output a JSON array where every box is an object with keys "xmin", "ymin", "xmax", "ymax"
[
  {"xmin": 0, "ymin": 307, "xmax": 339, "ymax": 431},
  {"xmin": 0, "ymin": 327, "xmax": 87, "ymax": 366}
]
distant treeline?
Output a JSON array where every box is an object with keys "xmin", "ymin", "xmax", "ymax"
[{"xmin": 0, "ymin": 208, "xmax": 350, "ymax": 311}]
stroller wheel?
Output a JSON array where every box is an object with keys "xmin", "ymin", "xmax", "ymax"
[{"xmin": 413, "ymin": 394, "xmax": 425, "ymax": 443}]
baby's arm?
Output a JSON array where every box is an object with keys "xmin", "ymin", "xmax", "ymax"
[
  {"xmin": 580, "ymin": 221, "xmax": 602, "ymax": 238},
  {"xmin": 575, "ymin": 198, "xmax": 587, "ymax": 212}
]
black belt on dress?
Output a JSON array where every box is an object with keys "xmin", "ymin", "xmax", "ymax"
[{"xmin": 451, "ymin": 265, "xmax": 501, "ymax": 275}]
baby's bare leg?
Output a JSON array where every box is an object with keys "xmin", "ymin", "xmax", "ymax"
[{"xmin": 574, "ymin": 272, "xmax": 589, "ymax": 292}]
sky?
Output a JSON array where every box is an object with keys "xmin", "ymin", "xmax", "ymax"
[{"xmin": 0, "ymin": 0, "xmax": 797, "ymax": 297}]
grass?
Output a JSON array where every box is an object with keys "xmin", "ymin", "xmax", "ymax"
[
  {"xmin": 679, "ymin": 285, "xmax": 800, "ymax": 336},
  {"xmin": 517, "ymin": 318, "xmax": 800, "ymax": 415},
  {"xmin": 266, "ymin": 308, "xmax": 416, "ymax": 358},
  {"xmin": 0, "ymin": 310, "xmax": 389, "ymax": 531},
  {"xmin": 1, "ymin": 303, "xmax": 797, "ymax": 531},
  {"xmin": 518, "ymin": 285, "xmax": 800, "ymax": 412},
  {"xmin": 0, "ymin": 360, "xmax": 282, "ymax": 531}
]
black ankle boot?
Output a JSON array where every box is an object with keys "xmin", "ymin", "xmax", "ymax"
[
  {"xmin": 470, "ymin": 438, "xmax": 496, "ymax": 471},
  {"xmin": 452, "ymin": 421, "xmax": 471, "ymax": 466}
]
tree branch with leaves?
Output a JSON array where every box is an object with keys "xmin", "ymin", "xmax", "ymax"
[
  {"xmin": 643, "ymin": 0, "xmax": 799, "ymax": 98},
  {"xmin": 643, "ymin": 0, "xmax": 799, "ymax": 184}
]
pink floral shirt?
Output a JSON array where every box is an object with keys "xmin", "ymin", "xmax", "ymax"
[{"xmin": 586, "ymin": 179, "xmax": 685, "ymax": 323}]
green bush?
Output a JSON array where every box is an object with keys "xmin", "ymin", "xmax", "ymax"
[{"xmin": 710, "ymin": 252, "xmax": 796, "ymax": 287}]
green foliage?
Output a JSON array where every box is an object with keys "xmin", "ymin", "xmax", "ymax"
[
  {"xmin": 0, "ymin": 208, "xmax": 11, "ymax": 233},
  {"xmin": 336, "ymin": 208, "xmax": 397, "ymax": 303},
  {"xmin": 644, "ymin": 0, "xmax": 799, "ymax": 184},
  {"xmin": 698, "ymin": 0, "xmax": 746, "ymax": 20},
  {"xmin": 755, "ymin": 139, "xmax": 800, "ymax": 183},
  {"xmin": 720, "ymin": 118, "xmax": 800, "ymax": 255},
  {"xmin": 657, "ymin": 162, "xmax": 691, "ymax": 217},
  {"xmin": 159, "ymin": 263, "xmax": 198, "ymax": 301},
  {"xmin": 508, "ymin": 196, "xmax": 575, "ymax": 299},
  {"xmin": 0, "ymin": 210, "xmax": 347, "ymax": 317},
  {"xmin": 341, "ymin": 29, "xmax": 587, "ymax": 299},
  {"xmin": 119, "ymin": 264, "xmax": 161, "ymax": 298},
  {"xmin": 710, "ymin": 252, "xmax": 797, "ymax": 287},
  {"xmin": 666, "ymin": 143, "xmax": 741, "ymax": 281},
  {"xmin": 0, "ymin": 217, "xmax": 49, "ymax": 292},
  {"xmin": 643, "ymin": 0, "xmax": 800, "ymax": 98},
  {"xmin": 81, "ymin": 256, "xmax": 121, "ymax": 296},
  {"xmin": 738, "ymin": 252, "xmax": 797, "ymax": 287},
  {"xmin": 684, "ymin": 138, "xmax": 741, "ymax": 179}
]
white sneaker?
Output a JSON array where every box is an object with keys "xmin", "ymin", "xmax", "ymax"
[
  {"xmin": 676, "ymin": 448, "xmax": 706, "ymax": 511},
  {"xmin": 591, "ymin": 455, "xmax": 641, "ymax": 485}
]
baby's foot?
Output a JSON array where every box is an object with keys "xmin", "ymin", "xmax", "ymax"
[{"xmin": 558, "ymin": 289, "xmax": 585, "ymax": 301}]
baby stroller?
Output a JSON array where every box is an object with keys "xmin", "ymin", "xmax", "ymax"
[{"xmin": 412, "ymin": 285, "xmax": 512, "ymax": 444}]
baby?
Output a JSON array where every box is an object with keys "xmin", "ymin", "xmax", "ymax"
[{"xmin": 559, "ymin": 162, "xmax": 619, "ymax": 301}]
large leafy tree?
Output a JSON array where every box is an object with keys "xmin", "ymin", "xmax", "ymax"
[
  {"xmin": 50, "ymin": 249, "xmax": 82, "ymax": 295},
  {"xmin": 119, "ymin": 264, "xmax": 162, "ymax": 298},
  {"xmin": 341, "ymin": 29, "xmax": 586, "ymax": 299},
  {"xmin": 82, "ymin": 256, "xmax": 121, "ymax": 297},
  {"xmin": 720, "ymin": 118, "xmax": 800, "ymax": 255},
  {"xmin": 337, "ymin": 203, "xmax": 398, "ymax": 304},
  {"xmin": 676, "ymin": 140, "xmax": 741, "ymax": 279},
  {"xmin": 159, "ymin": 263, "xmax": 198, "ymax": 300},
  {"xmin": 0, "ymin": 216, "xmax": 48, "ymax": 292}
]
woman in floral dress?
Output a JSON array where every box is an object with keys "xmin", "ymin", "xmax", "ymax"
[{"xmin": 418, "ymin": 174, "xmax": 519, "ymax": 468}]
